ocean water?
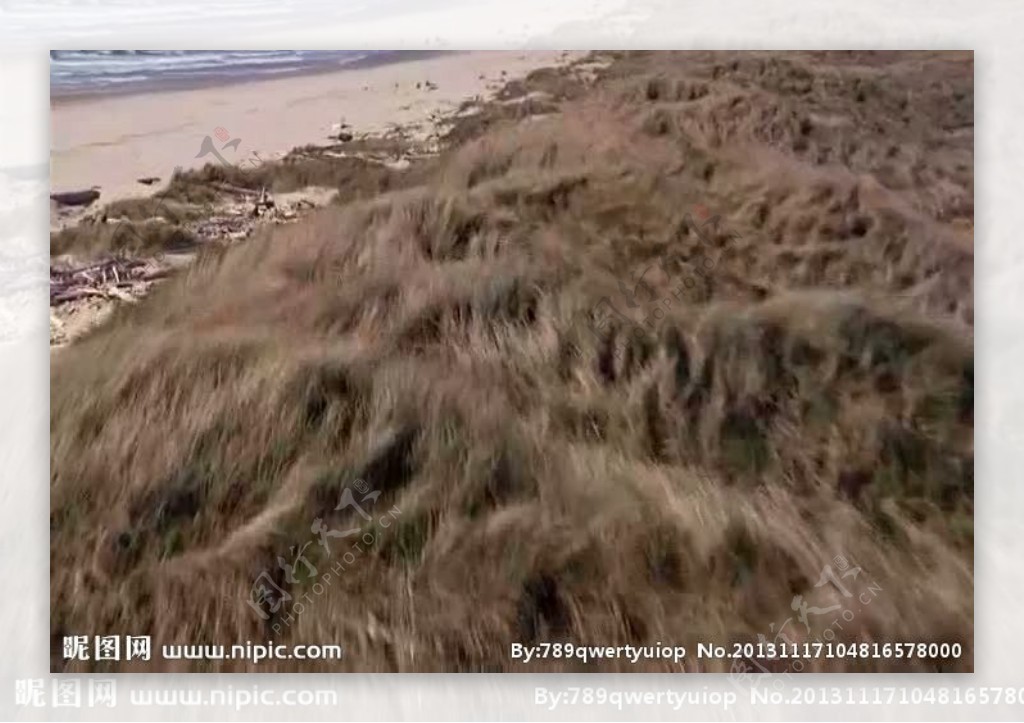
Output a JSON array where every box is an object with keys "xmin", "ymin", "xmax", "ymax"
[{"xmin": 50, "ymin": 50, "xmax": 378, "ymax": 96}]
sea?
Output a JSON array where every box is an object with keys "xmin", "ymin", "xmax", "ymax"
[{"xmin": 50, "ymin": 50, "xmax": 385, "ymax": 97}]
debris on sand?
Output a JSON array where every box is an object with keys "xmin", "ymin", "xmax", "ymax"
[
  {"xmin": 50, "ymin": 185, "xmax": 336, "ymax": 346},
  {"xmin": 50, "ymin": 256, "xmax": 168, "ymax": 306},
  {"xmin": 50, "ymin": 188, "xmax": 100, "ymax": 207}
]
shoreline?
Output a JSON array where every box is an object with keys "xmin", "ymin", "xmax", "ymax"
[
  {"xmin": 50, "ymin": 50, "xmax": 456, "ymax": 104},
  {"xmin": 51, "ymin": 50, "xmax": 579, "ymax": 205}
]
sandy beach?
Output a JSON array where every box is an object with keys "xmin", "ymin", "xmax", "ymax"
[{"xmin": 51, "ymin": 50, "xmax": 577, "ymax": 204}]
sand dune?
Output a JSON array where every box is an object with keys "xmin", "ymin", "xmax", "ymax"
[{"xmin": 50, "ymin": 50, "xmax": 973, "ymax": 673}]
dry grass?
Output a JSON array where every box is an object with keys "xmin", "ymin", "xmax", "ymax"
[
  {"xmin": 51, "ymin": 219, "xmax": 197, "ymax": 257},
  {"xmin": 51, "ymin": 51, "xmax": 973, "ymax": 672}
]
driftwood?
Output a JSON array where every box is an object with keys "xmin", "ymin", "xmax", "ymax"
[
  {"xmin": 51, "ymin": 186, "xmax": 299, "ymax": 311},
  {"xmin": 50, "ymin": 189, "xmax": 101, "ymax": 207},
  {"xmin": 210, "ymin": 181, "xmax": 260, "ymax": 198},
  {"xmin": 51, "ymin": 288, "xmax": 111, "ymax": 304},
  {"xmin": 50, "ymin": 256, "xmax": 166, "ymax": 306}
]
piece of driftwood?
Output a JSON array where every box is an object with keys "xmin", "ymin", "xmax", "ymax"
[
  {"xmin": 50, "ymin": 288, "xmax": 110, "ymax": 304},
  {"xmin": 50, "ymin": 189, "xmax": 101, "ymax": 207},
  {"xmin": 211, "ymin": 181, "xmax": 260, "ymax": 197}
]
